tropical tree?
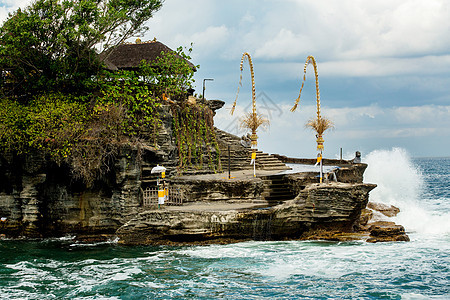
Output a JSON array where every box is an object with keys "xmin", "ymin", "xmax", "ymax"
[
  {"xmin": 138, "ymin": 44, "xmax": 198, "ymax": 101},
  {"xmin": 0, "ymin": 0, "xmax": 163, "ymax": 96}
]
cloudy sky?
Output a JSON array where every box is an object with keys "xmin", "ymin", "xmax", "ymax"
[{"xmin": 2, "ymin": 0, "xmax": 450, "ymax": 158}]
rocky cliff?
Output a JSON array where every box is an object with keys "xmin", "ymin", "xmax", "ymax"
[{"xmin": 0, "ymin": 100, "xmax": 396, "ymax": 244}]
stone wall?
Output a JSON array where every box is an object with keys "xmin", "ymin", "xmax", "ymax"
[{"xmin": 170, "ymin": 176, "xmax": 265, "ymax": 203}]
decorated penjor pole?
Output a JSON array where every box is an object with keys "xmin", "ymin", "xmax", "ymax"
[
  {"xmin": 231, "ymin": 52, "xmax": 269, "ymax": 177},
  {"xmin": 291, "ymin": 56, "xmax": 333, "ymax": 183}
]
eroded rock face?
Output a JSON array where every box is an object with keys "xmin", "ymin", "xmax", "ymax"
[
  {"xmin": 271, "ymin": 182, "xmax": 376, "ymax": 238},
  {"xmin": 116, "ymin": 209, "xmax": 267, "ymax": 244},
  {"xmin": 116, "ymin": 182, "xmax": 377, "ymax": 244},
  {"xmin": 0, "ymin": 145, "xmax": 143, "ymax": 237},
  {"xmin": 171, "ymin": 177, "xmax": 265, "ymax": 203},
  {"xmin": 355, "ymin": 202, "xmax": 409, "ymax": 242},
  {"xmin": 335, "ymin": 164, "xmax": 367, "ymax": 183},
  {"xmin": 0, "ymin": 105, "xmax": 181, "ymax": 238},
  {"xmin": 358, "ymin": 208, "xmax": 374, "ymax": 227}
]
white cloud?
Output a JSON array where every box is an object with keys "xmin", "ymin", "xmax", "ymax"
[
  {"xmin": 320, "ymin": 55, "xmax": 450, "ymax": 77},
  {"xmin": 0, "ymin": 0, "xmax": 32, "ymax": 22},
  {"xmin": 392, "ymin": 105, "xmax": 450, "ymax": 124},
  {"xmin": 173, "ymin": 25, "xmax": 230, "ymax": 60},
  {"xmin": 142, "ymin": 0, "xmax": 450, "ymax": 79},
  {"xmin": 215, "ymin": 102, "xmax": 450, "ymax": 157},
  {"xmin": 285, "ymin": 0, "xmax": 450, "ymax": 60},
  {"xmin": 255, "ymin": 55, "xmax": 450, "ymax": 80},
  {"xmin": 254, "ymin": 28, "xmax": 314, "ymax": 59}
]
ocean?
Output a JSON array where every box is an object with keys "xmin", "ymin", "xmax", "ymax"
[{"xmin": 0, "ymin": 149, "xmax": 449, "ymax": 299}]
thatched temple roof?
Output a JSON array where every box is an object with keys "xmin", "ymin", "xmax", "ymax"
[{"xmin": 101, "ymin": 40, "xmax": 196, "ymax": 71}]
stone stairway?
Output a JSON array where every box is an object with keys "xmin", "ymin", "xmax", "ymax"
[
  {"xmin": 216, "ymin": 128, "xmax": 290, "ymax": 171},
  {"xmin": 139, "ymin": 127, "xmax": 291, "ymax": 189},
  {"xmin": 216, "ymin": 128, "xmax": 251, "ymax": 171},
  {"xmin": 249, "ymin": 150, "xmax": 291, "ymax": 171},
  {"xmin": 260, "ymin": 174, "xmax": 298, "ymax": 206}
]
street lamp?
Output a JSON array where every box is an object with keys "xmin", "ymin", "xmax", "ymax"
[{"xmin": 202, "ymin": 78, "xmax": 214, "ymax": 100}]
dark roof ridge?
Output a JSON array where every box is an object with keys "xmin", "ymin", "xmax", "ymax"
[{"xmin": 100, "ymin": 40, "xmax": 196, "ymax": 71}]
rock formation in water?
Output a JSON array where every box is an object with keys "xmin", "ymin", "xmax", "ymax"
[{"xmin": 360, "ymin": 202, "xmax": 410, "ymax": 243}]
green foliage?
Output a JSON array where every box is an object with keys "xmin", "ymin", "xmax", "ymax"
[
  {"xmin": 139, "ymin": 44, "xmax": 198, "ymax": 101},
  {"xmin": 98, "ymin": 69, "xmax": 161, "ymax": 143},
  {"xmin": 70, "ymin": 102, "xmax": 127, "ymax": 186},
  {"xmin": 26, "ymin": 94, "xmax": 89, "ymax": 161},
  {"xmin": 0, "ymin": 0, "xmax": 163, "ymax": 95}
]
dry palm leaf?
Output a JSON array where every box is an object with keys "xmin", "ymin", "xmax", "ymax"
[
  {"xmin": 305, "ymin": 116, "xmax": 334, "ymax": 136},
  {"xmin": 240, "ymin": 112, "xmax": 269, "ymax": 133}
]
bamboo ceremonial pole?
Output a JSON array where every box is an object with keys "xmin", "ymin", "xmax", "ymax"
[
  {"xmin": 291, "ymin": 56, "xmax": 333, "ymax": 184},
  {"xmin": 231, "ymin": 52, "xmax": 268, "ymax": 177}
]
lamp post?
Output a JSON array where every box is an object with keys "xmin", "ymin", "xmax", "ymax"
[{"xmin": 202, "ymin": 78, "xmax": 214, "ymax": 100}]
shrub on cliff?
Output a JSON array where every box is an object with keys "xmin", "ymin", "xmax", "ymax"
[
  {"xmin": 0, "ymin": 94, "xmax": 88, "ymax": 157},
  {"xmin": 0, "ymin": 93, "xmax": 133, "ymax": 185}
]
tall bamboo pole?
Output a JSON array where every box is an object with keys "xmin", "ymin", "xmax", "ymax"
[
  {"xmin": 231, "ymin": 52, "xmax": 259, "ymax": 177},
  {"xmin": 291, "ymin": 56, "xmax": 333, "ymax": 183}
]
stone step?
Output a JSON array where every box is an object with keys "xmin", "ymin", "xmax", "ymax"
[
  {"xmin": 263, "ymin": 190, "xmax": 296, "ymax": 197},
  {"xmin": 260, "ymin": 174, "xmax": 297, "ymax": 203},
  {"xmin": 254, "ymin": 159, "xmax": 284, "ymax": 164},
  {"xmin": 254, "ymin": 161, "xmax": 287, "ymax": 167},
  {"xmin": 264, "ymin": 195, "xmax": 295, "ymax": 202},
  {"xmin": 259, "ymin": 166, "xmax": 291, "ymax": 171},
  {"xmin": 221, "ymin": 157, "xmax": 248, "ymax": 162},
  {"xmin": 254, "ymin": 155, "xmax": 280, "ymax": 159},
  {"xmin": 266, "ymin": 183, "xmax": 291, "ymax": 189},
  {"xmin": 220, "ymin": 154, "xmax": 248, "ymax": 159},
  {"xmin": 263, "ymin": 186, "xmax": 296, "ymax": 194}
]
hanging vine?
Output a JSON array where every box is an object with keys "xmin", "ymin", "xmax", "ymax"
[{"xmin": 171, "ymin": 104, "xmax": 221, "ymax": 173}]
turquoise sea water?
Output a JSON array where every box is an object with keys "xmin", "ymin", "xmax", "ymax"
[{"xmin": 1, "ymin": 150, "xmax": 449, "ymax": 299}]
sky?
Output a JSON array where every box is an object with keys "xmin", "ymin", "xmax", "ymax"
[{"xmin": 2, "ymin": 0, "xmax": 450, "ymax": 158}]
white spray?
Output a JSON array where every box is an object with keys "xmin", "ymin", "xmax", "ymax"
[{"xmin": 364, "ymin": 148, "xmax": 450, "ymax": 236}]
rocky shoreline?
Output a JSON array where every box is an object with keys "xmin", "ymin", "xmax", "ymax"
[{"xmin": 114, "ymin": 173, "xmax": 409, "ymax": 245}]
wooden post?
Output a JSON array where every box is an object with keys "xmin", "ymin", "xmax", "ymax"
[{"xmin": 228, "ymin": 145, "xmax": 231, "ymax": 179}]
